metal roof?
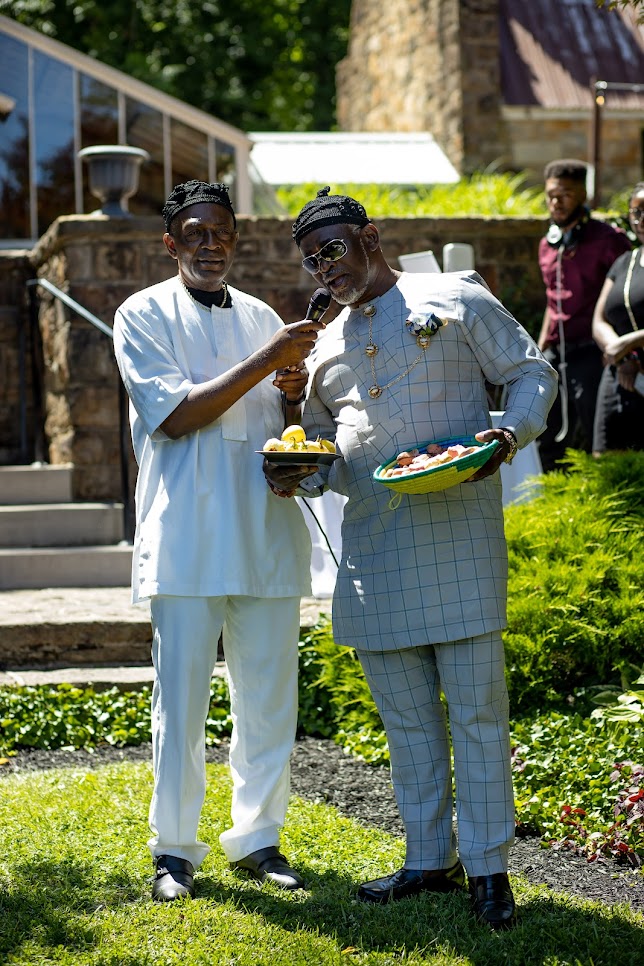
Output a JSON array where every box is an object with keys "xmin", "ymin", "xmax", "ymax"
[
  {"xmin": 500, "ymin": 0, "xmax": 644, "ymax": 110},
  {"xmin": 249, "ymin": 132, "xmax": 460, "ymax": 186}
]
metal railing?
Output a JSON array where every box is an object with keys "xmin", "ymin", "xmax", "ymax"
[{"xmin": 25, "ymin": 277, "xmax": 134, "ymax": 542}]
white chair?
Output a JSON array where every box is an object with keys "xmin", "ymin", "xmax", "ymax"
[
  {"xmin": 296, "ymin": 491, "xmax": 347, "ymax": 598},
  {"xmin": 442, "ymin": 242, "xmax": 475, "ymax": 272},
  {"xmin": 491, "ymin": 411, "xmax": 542, "ymax": 506},
  {"xmin": 398, "ymin": 250, "xmax": 442, "ymax": 273},
  {"xmin": 399, "ymin": 243, "xmax": 476, "ymax": 274}
]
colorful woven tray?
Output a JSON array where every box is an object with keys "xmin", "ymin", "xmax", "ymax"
[{"xmin": 373, "ymin": 435, "xmax": 500, "ymax": 495}]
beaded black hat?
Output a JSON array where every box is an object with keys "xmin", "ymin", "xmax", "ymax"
[
  {"xmin": 292, "ymin": 186, "xmax": 370, "ymax": 244},
  {"xmin": 162, "ymin": 180, "xmax": 236, "ymax": 231}
]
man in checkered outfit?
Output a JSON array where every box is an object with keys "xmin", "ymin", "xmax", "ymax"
[{"xmin": 264, "ymin": 188, "xmax": 557, "ymax": 930}]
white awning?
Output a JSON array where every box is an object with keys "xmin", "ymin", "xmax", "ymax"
[{"xmin": 249, "ymin": 132, "xmax": 460, "ymax": 186}]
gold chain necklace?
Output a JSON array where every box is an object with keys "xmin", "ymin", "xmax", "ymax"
[
  {"xmin": 363, "ymin": 303, "xmax": 428, "ymax": 399},
  {"xmin": 180, "ymin": 276, "xmax": 228, "ymax": 309},
  {"xmin": 623, "ymin": 247, "xmax": 644, "ymax": 333}
]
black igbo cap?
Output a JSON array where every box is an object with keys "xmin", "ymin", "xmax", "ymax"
[
  {"xmin": 292, "ymin": 186, "xmax": 370, "ymax": 245},
  {"xmin": 162, "ymin": 180, "xmax": 236, "ymax": 231}
]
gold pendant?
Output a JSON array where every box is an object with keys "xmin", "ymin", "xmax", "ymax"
[
  {"xmin": 416, "ymin": 335, "xmax": 430, "ymax": 349},
  {"xmin": 365, "ymin": 343, "xmax": 379, "ymax": 357},
  {"xmin": 363, "ymin": 304, "xmax": 377, "ymax": 317},
  {"xmin": 368, "ymin": 385, "xmax": 382, "ymax": 398}
]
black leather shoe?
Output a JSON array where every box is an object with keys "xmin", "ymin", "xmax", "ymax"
[
  {"xmin": 152, "ymin": 854, "xmax": 195, "ymax": 902},
  {"xmin": 358, "ymin": 861, "xmax": 466, "ymax": 904},
  {"xmin": 231, "ymin": 846, "xmax": 305, "ymax": 890},
  {"xmin": 469, "ymin": 873, "xmax": 516, "ymax": 930}
]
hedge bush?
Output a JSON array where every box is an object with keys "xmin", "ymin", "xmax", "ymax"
[
  {"xmin": 277, "ymin": 172, "xmax": 547, "ymax": 219},
  {"xmin": 503, "ymin": 450, "xmax": 644, "ymax": 715}
]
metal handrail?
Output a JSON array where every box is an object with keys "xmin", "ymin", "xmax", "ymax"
[{"xmin": 26, "ymin": 277, "xmax": 134, "ymax": 542}]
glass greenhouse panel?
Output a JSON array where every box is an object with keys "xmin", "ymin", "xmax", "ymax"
[
  {"xmin": 0, "ymin": 33, "xmax": 30, "ymax": 239},
  {"xmin": 33, "ymin": 50, "xmax": 75, "ymax": 235}
]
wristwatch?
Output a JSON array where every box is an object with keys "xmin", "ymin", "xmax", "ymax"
[{"xmin": 498, "ymin": 427, "xmax": 518, "ymax": 465}]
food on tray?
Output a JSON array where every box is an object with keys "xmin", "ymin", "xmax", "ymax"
[
  {"xmin": 379, "ymin": 441, "xmax": 479, "ymax": 478},
  {"xmin": 262, "ymin": 425, "xmax": 337, "ymax": 454}
]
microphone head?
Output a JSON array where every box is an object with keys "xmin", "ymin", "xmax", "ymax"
[
  {"xmin": 304, "ymin": 287, "xmax": 332, "ymax": 321},
  {"xmin": 309, "ymin": 288, "xmax": 331, "ymax": 311}
]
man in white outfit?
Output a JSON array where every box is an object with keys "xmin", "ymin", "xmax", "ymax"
[{"xmin": 113, "ymin": 181, "xmax": 325, "ymax": 901}]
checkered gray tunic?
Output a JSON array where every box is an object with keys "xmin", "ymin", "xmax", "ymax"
[{"xmin": 301, "ymin": 271, "xmax": 557, "ymax": 650}]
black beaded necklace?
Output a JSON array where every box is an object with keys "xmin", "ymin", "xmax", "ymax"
[{"xmin": 181, "ymin": 278, "xmax": 232, "ymax": 309}]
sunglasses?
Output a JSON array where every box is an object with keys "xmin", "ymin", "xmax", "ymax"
[
  {"xmin": 301, "ymin": 238, "xmax": 348, "ymax": 274},
  {"xmin": 629, "ymin": 208, "xmax": 644, "ymax": 223}
]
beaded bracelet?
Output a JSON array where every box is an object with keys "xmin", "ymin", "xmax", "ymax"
[
  {"xmin": 281, "ymin": 390, "xmax": 306, "ymax": 405},
  {"xmin": 498, "ymin": 427, "xmax": 518, "ymax": 465}
]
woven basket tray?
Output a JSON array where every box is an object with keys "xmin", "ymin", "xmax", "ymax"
[{"xmin": 373, "ymin": 435, "xmax": 500, "ymax": 495}]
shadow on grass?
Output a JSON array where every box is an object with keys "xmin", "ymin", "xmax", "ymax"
[
  {"xmin": 2, "ymin": 858, "xmax": 642, "ymax": 966},
  {"xmin": 0, "ymin": 856, "xmax": 143, "ymax": 963},
  {"xmin": 201, "ymin": 867, "xmax": 644, "ymax": 966}
]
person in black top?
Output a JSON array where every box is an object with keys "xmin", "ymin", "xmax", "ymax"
[{"xmin": 592, "ymin": 182, "xmax": 644, "ymax": 453}]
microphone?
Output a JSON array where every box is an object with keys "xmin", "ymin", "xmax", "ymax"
[{"xmin": 305, "ymin": 287, "xmax": 331, "ymax": 322}]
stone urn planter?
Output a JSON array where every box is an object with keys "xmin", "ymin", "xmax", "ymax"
[{"xmin": 78, "ymin": 145, "xmax": 150, "ymax": 217}]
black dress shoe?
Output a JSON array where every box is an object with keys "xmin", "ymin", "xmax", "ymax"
[
  {"xmin": 358, "ymin": 861, "xmax": 466, "ymax": 904},
  {"xmin": 231, "ymin": 846, "xmax": 305, "ymax": 890},
  {"xmin": 152, "ymin": 854, "xmax": 195, "ymax": 902},
  {"xmin": 469, "ymin": 873, "xmax": 516, "ymax": 930}
]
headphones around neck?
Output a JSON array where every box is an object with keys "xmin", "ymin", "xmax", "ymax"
[{"xmin": 546, "ymin": 206, "xmax": 591, "ymax": 249}]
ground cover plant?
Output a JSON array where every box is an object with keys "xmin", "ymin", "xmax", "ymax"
[{"xmin": 0, "ymin": 760, "xmax": 642, "ymax": 966}]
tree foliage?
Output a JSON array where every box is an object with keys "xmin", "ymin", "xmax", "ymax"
[
  {"xmin": 3, "ymin": 0, "xmax": 352, "ymax": 131},
  {"xmin": 596, "ymin": 0, "xmax": 644, "ymax": 22}
]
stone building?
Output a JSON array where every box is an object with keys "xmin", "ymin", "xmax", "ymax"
[{"xmin": 336, "ymin": 0, "xmax": 644, "ymax": 201}]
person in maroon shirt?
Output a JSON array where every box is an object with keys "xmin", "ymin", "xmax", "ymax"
[{"xmin": 537, "ymin": 159, "xmax": 630, "ymax": 472}]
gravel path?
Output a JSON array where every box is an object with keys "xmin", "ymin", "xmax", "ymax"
[{"xmin": 2, "ymin": 736, "xmax": 642, "ymax": 913}]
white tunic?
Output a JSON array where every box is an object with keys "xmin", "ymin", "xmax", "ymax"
[{"xmin": 113, "ymin": 276, "xmax": 312, "ymax": 603}]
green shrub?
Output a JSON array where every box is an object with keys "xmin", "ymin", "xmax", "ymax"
[
  {"xmin": 277, "ymin": 171, "xmax": 547, "ymax": 219},
  {"xmin": 504, "ymin": 451, "xmax": 644, "ymax": 714},
  {"xmin": 297, "ymin": 619, "xmax": 382, "ymax": 741},
  {"xmin": 0, "ymin": 677, "xmax": 233, "ymax": 756}
]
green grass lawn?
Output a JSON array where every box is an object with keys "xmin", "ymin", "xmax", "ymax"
[{"xmin": 0, "ymin": 761, "xmax": 642, "ymax": 966}]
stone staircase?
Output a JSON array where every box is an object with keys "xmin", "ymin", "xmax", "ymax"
[
  {"xmin": 0, "ymin": 464, "xmax": 330, "ymax": 681},
  {"xmin": 0, "ymin": 464, "xmax": 132, "ymax": 590}
]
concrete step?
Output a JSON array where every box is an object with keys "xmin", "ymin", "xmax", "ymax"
[
  {"xmin": 0, "ymin": 502, "xmax": 124, "ymax": 547},
  {"xmin": 0, "ymin": 464, "xmax": 73, "ymax": 504},
  {"xmin": 0, "ymin": 587, "xmax": 331, "ymax": 672},
  {"xmin": 0, "ymin": 664, "xmax": 228, "ymax": 691},
  {"xmin": 0, "ymin": 586, "xmax": 150, "ymax": 666},
  {"xmin": 0, "ymin": 545, "xmax": 133, "ymax": 590}
]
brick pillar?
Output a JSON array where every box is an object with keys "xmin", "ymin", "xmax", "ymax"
[
  {"xmin": 30, "ymin": 215, "xmax": 172, "ymax": 500},
  {"xmin": 336, "ymin": 0, "xmax": 507, "ymax": 175}
]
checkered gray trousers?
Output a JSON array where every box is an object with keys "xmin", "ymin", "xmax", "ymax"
[{"xmin": 357, "ymin": 631, "xmax": 515, "ymax": 877}]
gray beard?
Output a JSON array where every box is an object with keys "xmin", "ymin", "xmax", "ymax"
[{"xmin": 332, "ymin": 238, "xmax": 370, "ymax": 306}]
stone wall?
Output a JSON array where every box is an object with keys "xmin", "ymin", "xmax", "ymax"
[
  {"xmin": 17, "ymin": 211, "xmax": 548, "ymax": 502},
  {"xmin": 504, "ymin": 112, "xmax": 644, "ymax": 201}
]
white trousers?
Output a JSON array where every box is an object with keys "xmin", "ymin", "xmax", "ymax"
[
  {"xmin": 148, "ymin": 594, "xmax": 300, "ymax": 868},
  {"xmin": 357, "ymin": 632, "xmax": 515, "ymax": 877}
]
